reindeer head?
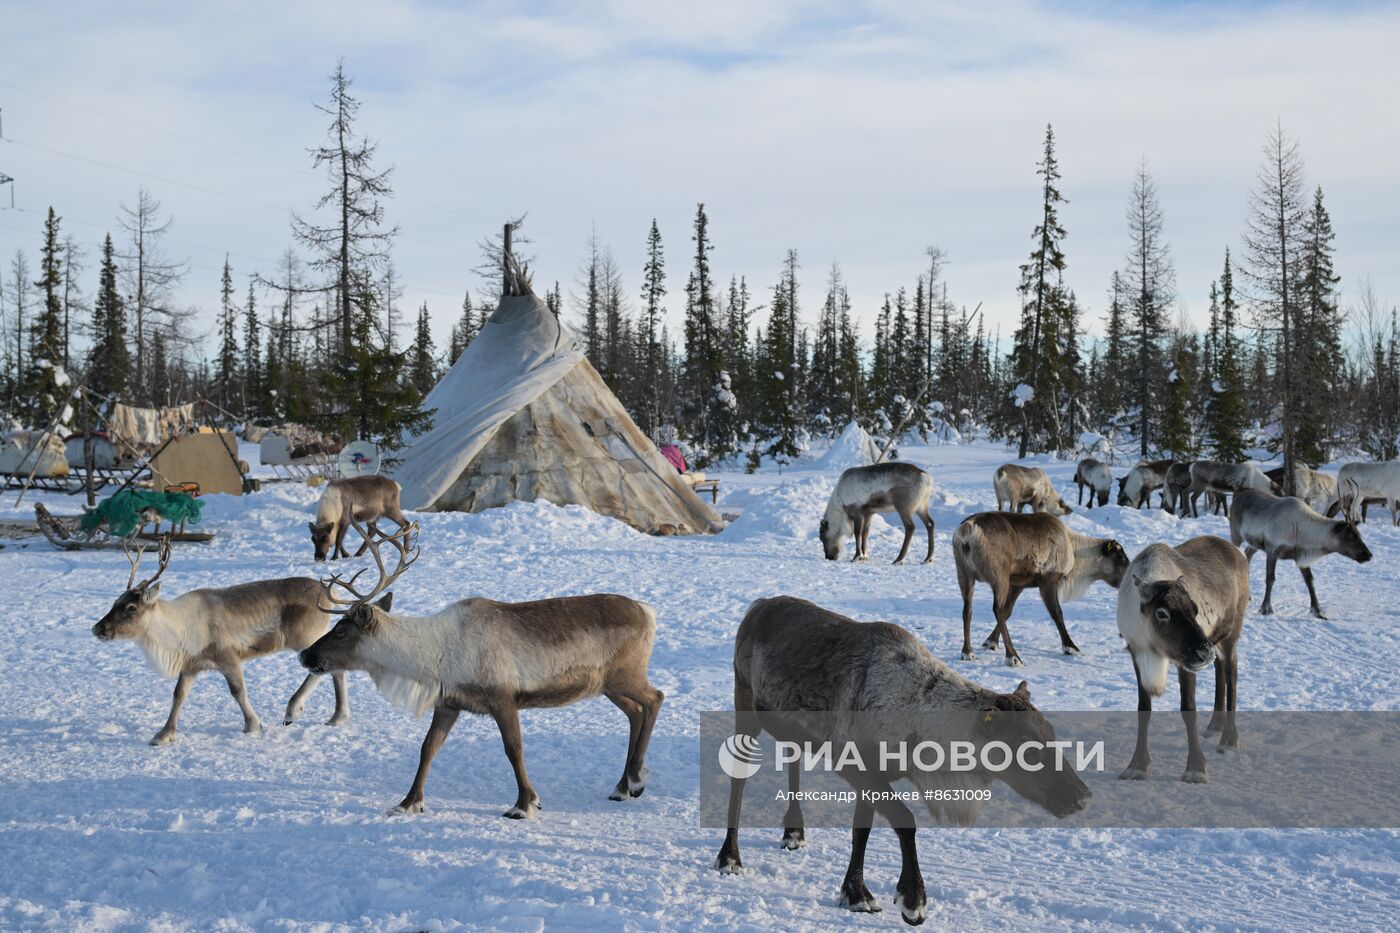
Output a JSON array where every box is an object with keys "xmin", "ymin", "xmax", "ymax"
[
  {"xmin": 1096, "ymin": 539, "xmax": 1130, "ymax": 587},
  {"xmin": 300, "ymin": 519, "xmax": 419, "ymax": 674},
  {"xmin": 969, "ymin": 681, "xmax": 1091, "ymax": 818},
  {"xmin": 1332, "ymin": 509, "xmax": 1373, "ymax": 564},
  {"xmin": 93, "ymin": 537, "xmax": 173, "ymax": 641},
  {"xmin": 1051, "ymin": 495, "xmax": 1072, "ymax": 516},
  {"xmin": 1132, "ymin": 574, "xmax": 1214, "ymax": 673},
  {"xmin": 307, "ymin": 521, "xmax": 337, "ymax": 561},
  {"xmin": 819, "ymin": 501, "xmax": 851, "ymax": 561}
]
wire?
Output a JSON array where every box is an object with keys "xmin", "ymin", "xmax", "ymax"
[{"xmin": 0, "ymin": 79, "xmax": 589, "ymax": 245}]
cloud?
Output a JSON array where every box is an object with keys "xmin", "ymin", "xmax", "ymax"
[{"xmin": 0, "ymin": 0, "xmax": 1395, "ymax": 352}]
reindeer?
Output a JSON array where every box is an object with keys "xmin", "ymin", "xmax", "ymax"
[
  {"xmin": 993, "ymin": 464, "xmax": 1071, "ymax": 515},
  {"xmin": 300, "ymin": 520, "xmax": 663, "ymax": 819},
  {"xmin": 1116, "ymin": 459, "xmax": 1174, "ymax": 508},
  {"xmin": 1266, "ymin": 464, "xmax": 1339, "ymax": 514},
  {"xmin": 1116, "ymin": 536, "xmax": 1249, "ymax": 783},
  {"xmin": 91, "ymin": 538, "xmax": 349, "ymax": 745},
  {"xmin": 1184, "ymin": 461, "xmax": 1279, "ymax": 518},
  {"xmin": 1163, "ymin": 462, "xmax": 1226, "ymax": 517},
  {"xmin": 1074, "ymin": 457, "xmax": 1112, "ymax": 508},
  {"xmin": 308, "ymin": 474, "xmax": 409, "ymax": 561},
  {"xmin": 1335, "ymin": 461, "xmax": 1400, "ymax": 525},
  {"xmin": 953, "ymin": 512, "xmax": 1129, "ymax": 666},
  {"xmin": 819, "ymin": 462, "xmax": 935, "ymax": 564},
  {"xmin": 715, "ymin": 597, "xmax": 1090, "ymax": 923},
  {"xmin": 1230, "ymin": 489, "xmax": 1372, "ymax": 619}
]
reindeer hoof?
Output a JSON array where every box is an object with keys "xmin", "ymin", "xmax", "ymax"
[
  {"xmin": 960, "ymin": 650, "xmax": 975, "ymax": 661},
  {"xmin": 892, "ymin": 558, "xmax": 905, "ymax": 566},
  {"xmin": 716, "ymin": 854, "xmax": 743, "ymax": 875},
  {"xmin": 1005, "ymin": 655, "xmax": 1024, "ymax": 668},
  {"xmin": 388, "ymin": 800, "xmax": 423, "ymax": 816},
  {"xmin": 781, "ymin": 828, "xmax": 807, "ymax": 850},
  {"xmin": 1182, "ymin": 768, "xmax": 1208, "ymax": 784},
  {"xmin": 149, "ymin": 730, "xmax": 176, "ymax": 746},
  {"xmin": 839, "ymin": 884, "xmax": 880, "ymax": 913},
  {"xmin": 503, "ymin": 798, "xmax": 541, "ymax": 820},
  {"xmin": 1118, "ymin": 767, "xmax": 1148, "ymax": 781},
  {"xmin": 980, "ymin": 638, "xmax": 997, "ymax": 651},
  {"xmin": 243, "ymin": 721, "xmax": 264, "ymax": 737},
  {"xmin": 325, "ymin": 713, "xmax": 349, "ymax": 727},
  {"xmin": 1062, "ymin": 645, "xmax": 1081, "ymax": 656},
  {"xmin": 897, "ymin": 889, "xmax": 928, "ymax": 925},
  {"xmin": 1312, "ymin": 610, "xmax": 1329, "ymax": 620},
  {"xmin": 921, "ymin": 557, "xmax": 934, "ymax": 565}
]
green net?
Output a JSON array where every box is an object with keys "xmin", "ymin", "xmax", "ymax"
[{"xmin": 80, "ymin": 489, "xmax": 204, "ymax": 537}]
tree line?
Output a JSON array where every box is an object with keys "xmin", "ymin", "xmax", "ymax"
[{"xmin": 1, "ymin": 66, "xmax": 1396, "ymax": 478}]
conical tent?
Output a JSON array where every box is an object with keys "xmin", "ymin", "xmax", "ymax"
[{"xmin": 393, "ymin": 291, "xmax": 722, "ymax": 535}]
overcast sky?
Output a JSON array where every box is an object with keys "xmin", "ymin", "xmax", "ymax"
[{"xmin": 1, "ymin": 0, "xmax": 1396, "ymax": 353}]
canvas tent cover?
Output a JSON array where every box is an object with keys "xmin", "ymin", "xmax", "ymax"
[
  {"xmin": 149, "ymin": 431, "xmax": 246, "ymax": 496},
  {"xmin": 393, "ymin": 294, "xmax": 721, "ymax": 535}
]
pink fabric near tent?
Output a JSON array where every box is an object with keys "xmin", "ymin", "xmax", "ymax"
[{"xmin": 659, "ymin": 444, "xmax": 686, "ymax": 474}]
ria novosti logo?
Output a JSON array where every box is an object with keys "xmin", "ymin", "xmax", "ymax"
[{"xmin": 718, "ymin": 733, "xmax": 763, "ymax": 779}]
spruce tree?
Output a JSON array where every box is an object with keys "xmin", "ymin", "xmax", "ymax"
[
  {"xmin": 28, "ymin": 208, "xmax": 67, "ymax": 425},
  {"xmin": 214, "ymin": 257, "xmax": 240, "ymax": 410},
  {"xmin": 1295, "ymin": 186, "xmax": 1342, "ymax": 464},
  {"xmin": 87, "ymin": 234, "xmax": 130, "ymax": 398},
  {"xmin": 324, "ymin": 274, "xmax": 433, "ymax": 459},
  {"xmin": 1207, "ymin": 249, "xmax": 1248, "ymax": 461},
  {"xmin": 1012, "ymin": 124, "xmax": 1069, "ymax": 456},
  {"xmin": 407, "ymin": 301, "xmax": 437, "ymax": 394},
  {"xmin": 242, "ymin": 281, "xmax": 262, "ymax": 417},
  {"xmin": 639, "ymin": 219, "xmax": 666, "ymax": 437}
]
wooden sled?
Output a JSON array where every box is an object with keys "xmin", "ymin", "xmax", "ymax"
[{"xmin": 34, "ymin": 502, "xmax": 215, "ymax": 550}]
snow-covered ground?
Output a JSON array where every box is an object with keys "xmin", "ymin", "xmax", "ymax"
[{"xmin": 1, "ymin": 441, "xmax": 1397, "ymax": 931}]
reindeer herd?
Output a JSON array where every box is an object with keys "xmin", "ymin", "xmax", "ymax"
[{"xmin": 79, "ymin": 455, "xmax": 1393, "ymax": 925}]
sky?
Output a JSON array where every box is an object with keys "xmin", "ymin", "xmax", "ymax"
[{"xmin": 0, "ymin": 0, "xmax": 1397, "ymax": 354}]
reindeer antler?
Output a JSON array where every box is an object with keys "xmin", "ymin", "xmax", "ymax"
[
  {"xmin": 123, "ymin": 535, "xmax": 173, "ymax": 592},
  {"xmin": 318, "ymin": 519, "xmax": 420, "ymax": 614}
]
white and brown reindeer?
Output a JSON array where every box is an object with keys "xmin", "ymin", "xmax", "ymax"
[
  {"xmin": 1116, "ymin": 459, "xmax": 1175, "ymax": 509},
  {"xmin": 308, "ymin": 474, "xmax": 410, "ymax": 561},
  {"xmin": 953, "ymin": 512, "xmax": 1129, "ymax": 666},
  {"xmin": 1229, "ymin": 488, "xmax": 1372, "ymax": 618},
  {"xmin": 1266, "ymin": 463, "xmax": 1339, "ymax": 515},
  {"xmin": 715, "ymin": 597, "xmax": 1090, "ymax": 924},
  {"xmin": 91, "ymin": 538, "xmax": 350, "ymax": 745},
  {"xmin": 993, "ymin": 463, "xmax": 1071, "ymax": 515},
  {"xmin": 1116, "ymin": 536, "xmax": 1249, "ymax": 783},
  {"xmin": 299, "ymin": 520, "xmax": 664, "ymax": 818},
  {"xmin": 1074, "ymin": 457, "xmax": 1112, "ymax": 508},
  {"xmin": 819, "ymin": 462, "xmax": 936, "ymax": 564}
]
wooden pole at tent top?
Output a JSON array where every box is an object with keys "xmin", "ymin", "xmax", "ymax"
[{"xmin": 502, "ymin": 222, "xmax": 513, "ymax": 296}]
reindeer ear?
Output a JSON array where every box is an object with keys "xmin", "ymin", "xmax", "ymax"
[
  {"xmin": 307, "ymin": 521, "xmax": 318, "ymax": 533},
  {"xmin": 1013, "ymin": 680, "xmax": 1031, "ymax": 699},
  {"xmin": 140, "ymin": 583, "xmax": 160, "ymax": 604},
  {"xmin": 375, "ymin": 592, "xmax": 393, "ymax": 611}
]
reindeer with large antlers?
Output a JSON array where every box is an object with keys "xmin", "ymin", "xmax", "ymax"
[
  {"xmin": 300, "ymin": 518, "xmax": 665, "ymax": 820},
  {"xmin": 91, "ymin": 537, "xmax": 350, "ymax": 745}
]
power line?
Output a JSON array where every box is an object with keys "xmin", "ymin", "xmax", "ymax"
[{"xmin": 0, "ymin": 79, "xmax": 587, "ymax": 245}]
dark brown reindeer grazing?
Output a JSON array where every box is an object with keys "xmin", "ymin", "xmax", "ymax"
[
  {"xmin": 1230, "ymin": 489, "xmax": 1372, "ymax": 619},
  {"xmin": 820, "ymin": 462, "xmax": 936, "ymax": 564},
  {"xmin": 715, "ymin": 597, "xmax": 1090, "ymax": 924},
  {"xmin": 1074, "ymin": 457, "xmax": 1112, "ymax": 508},
  {"xmin": 1116, "ymin": 536, "xmax": 1249, "ymax": 783},
  {"xmin": 300, "ymin": 520, "xmax": 663, "ymax": 818},
  {"xmin": 308, "ymin": 474, "xmax": 409, "ymax": 561},
  {"xmin": 1116, "ymin": 459, "xmax": 1175, "ymax": 508},
  {"xmin": 953, "ymin": 512, "xmax": 1129, "ymax": 666},
  {"xmin": 993, "ymin": 463, "xmax": 1071, "ymax": 514},
  {"xmin": 92, "ymin": 538, "xmax": 350, "ymax": 745},
  {"xmin": 1184, "ymin": 461, "xmax": 1279, "ymax": 518}
]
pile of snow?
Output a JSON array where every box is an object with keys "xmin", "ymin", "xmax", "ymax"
[
  {"xmin": 720, "ymin": 475, "xmax": 832, "ymax": 541},
  {"xmin": 813, "ymin": 421, "xmax": 883, "ymax": 471}
]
